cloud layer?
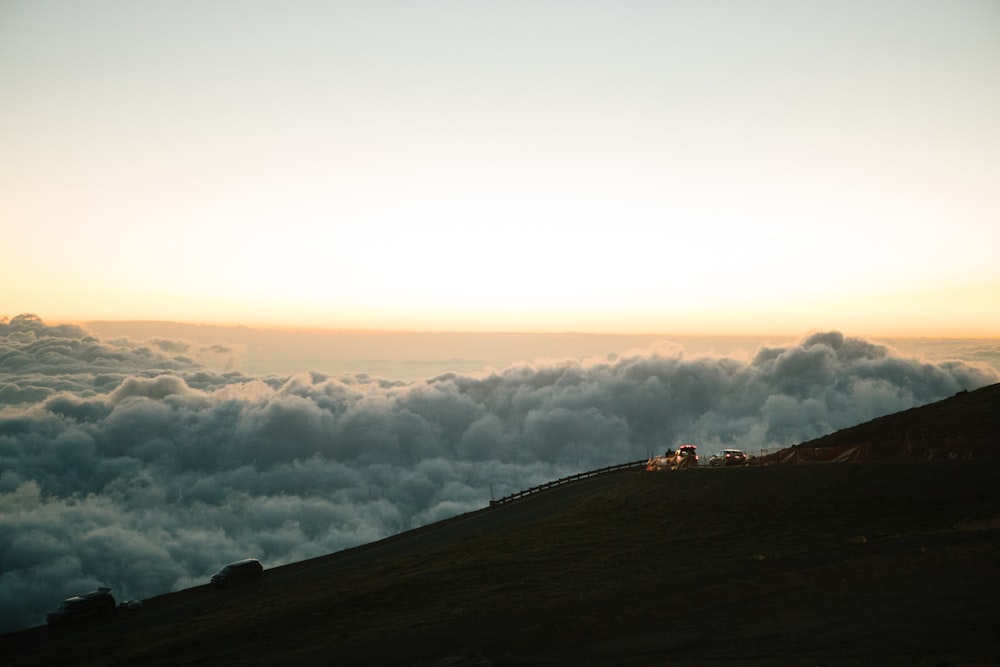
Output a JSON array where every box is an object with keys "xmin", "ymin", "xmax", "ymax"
[{"xmin": 1, "ymin": 314, "xmax": 996, "ymax": 632}]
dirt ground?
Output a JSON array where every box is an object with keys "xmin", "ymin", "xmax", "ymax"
[{"xmin": 6, "ymin": 461, "xmax": 1000, "ymax": 666}]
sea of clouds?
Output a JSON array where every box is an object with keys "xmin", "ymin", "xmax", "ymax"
[{"xmin": 1, "ymin": 314, "xmax": 997, "ymax": 632}]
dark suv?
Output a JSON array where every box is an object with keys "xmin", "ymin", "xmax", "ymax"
[
  {"xmin": 709, "ymin": 448, "xmax": 748, "ymax": 466},
  {"xmin": 211, "ymin": 558, "xmax": 264, "ymax": 588},
  {"xmin": 47, "ymin": 587, "xmax": 116, "ymax": 625}
]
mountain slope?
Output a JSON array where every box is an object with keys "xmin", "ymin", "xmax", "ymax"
[
  {"xmin": 6, "ymin": 383, "xmax": 1000, "ymax": 666},
  {"xmin": 795, "ymin": 381, "xmax": 1000, "ymax": 460}
]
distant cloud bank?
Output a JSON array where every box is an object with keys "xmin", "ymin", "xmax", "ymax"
[{"xmin": 1, "ymin": 314, "xmax": 996, "ymax": 632}]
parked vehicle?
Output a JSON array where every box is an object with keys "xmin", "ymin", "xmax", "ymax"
[
  {"xmin": 646, "ymin": 454, "xmax": 670, "ymax": 471},
  {"xmin": 670, "ymin": 444, "xmax": 699, "ymax": 468},
  {"xmin": 646, "ymin": 444, "xmax": 699, "ymax": 470},
  {"xmin": 709, "ymin": 448, "xmax": 748, "ymax": 467},
  {"xmin": 46, "ymin": 587, "xmax": 116, "ymax": 625},
  {"xmin": 211, "ymin": 558, "xmax": 264, "ymax": 588}
]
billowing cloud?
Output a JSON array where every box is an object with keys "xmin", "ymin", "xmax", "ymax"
[{"xmin": 0, "ymin": 316, "xmax": 996, "ymax": 632}]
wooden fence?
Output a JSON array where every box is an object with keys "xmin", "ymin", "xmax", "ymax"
[{"xmin": 489, "ymin": 459, "xmax": 647, "ymax": 507}]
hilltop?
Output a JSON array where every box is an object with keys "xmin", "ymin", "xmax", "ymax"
[
  {"xmin": 795, "ymin": 382, "xmax": 1000, "ymax": 460},
  {"xmin": 5, "ymin": 384, "xmax": 999, "ymax": 666}
]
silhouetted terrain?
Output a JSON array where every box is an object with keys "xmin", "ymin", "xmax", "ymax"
[
  {"xmin": 792, "ymin": 382, "xmax": 1000, "ymax": 460},
  {"xmin": 4, "ymin": 384, "xmax": 999, "ymax": 666}
]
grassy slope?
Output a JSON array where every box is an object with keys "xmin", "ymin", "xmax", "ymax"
[
  {"xmin": 11, "ymin": 383, "xmax": 1000, "ymax": 666},
  {"xmin": 799, "ymin": 382, "xmax": 1000, "ymax": 457}
]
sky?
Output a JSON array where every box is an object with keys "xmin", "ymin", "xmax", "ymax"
[
  {"xmin": 1, "ymin": 315, "xmax": 998, "ymax": 632},
  {"xmin": 2, "ymin": 1, "xmax": 999, "ymax": 335}
]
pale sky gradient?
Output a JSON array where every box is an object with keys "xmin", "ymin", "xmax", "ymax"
[{"xmin": 2, "ymin": 1, "xmax": 999, "ymax": 335}]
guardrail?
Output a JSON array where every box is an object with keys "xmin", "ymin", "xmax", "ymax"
[{"xmin": 489, "ymin": 459, "xmax": 647, "ymax": 507}]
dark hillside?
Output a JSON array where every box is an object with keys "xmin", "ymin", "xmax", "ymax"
[
  {"xmin": 5, "ymin": 385, "xmax": 1000, "ymax": 666},
  {"xmin": 793, "ymin": 381, "xmax": 1000, "ymax": 460}
]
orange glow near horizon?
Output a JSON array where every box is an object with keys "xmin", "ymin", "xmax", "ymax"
[{"xmin": 12, "ymin": 287, "xmax": 998, "ymax": 340}]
